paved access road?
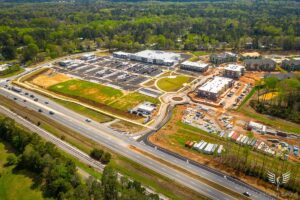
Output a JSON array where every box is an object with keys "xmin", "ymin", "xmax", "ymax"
[{"xmin": 0, "ymin": 86, "xmax": 275, "ymax": 200}]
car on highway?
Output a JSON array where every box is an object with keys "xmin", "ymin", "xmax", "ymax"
[
  {"xmin": 45, "ymin": 101, "xmax": 49, "ymax": 104},
  {"xmin": 25, "ymin": 92, "xmax": 29, "ymax": 95},
  {"xmin": 13, "ymin": 97, "xmax": 17, "ymax": 100},
  {"xmin": 23, "ymin": 99, "xmax": 27, "ymax": 102},
  {"xmin": 30, "ymin": 94, "xmax": 34, "ymax": 98},
  {"xmin": 85, "ymin": 119, "xmax": 92, "ymax": 122},
  {"xmin": 243, "ymin": 192, "xmax": 251, "ymax": 197},
  {"xmin": 34, "ymin": 98, "xmax": 38, "ymax": 102},
  {"xmin": 49, "ymin": 111, "xmax": 55, "ymax": 115},
  {"xmin": 38, "ymin": 109, "xmax": 43, "ymax": 112}
]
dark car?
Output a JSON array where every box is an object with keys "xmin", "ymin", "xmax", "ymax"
[
  {"xmin": 38, "ymin": 109, "xmax": 43, "ymax": 112},
  {"xmin": 13, "ymin": 97, "xmax": 17, "ymax": 100},
  {"xmin": 34, "ymin": 98, "xmax": 38, "ymax": 102},
  {"xmin": 44, "ymin": 101, "xmax": 49, "ymax": 104},
  {"xmin": 25, "ymin": 92, "xmax": 29, "ymax": 95},
  {"xmin": 30, "ymin": 94, "xmax": 34, "ymax": 98},
  {"xmin": 49, "ymin": 111, "xmax": 54, "ymax": 115},
  {"xmin": 243, "ymin": 192, "xmax": 250, "ymax": 197}
]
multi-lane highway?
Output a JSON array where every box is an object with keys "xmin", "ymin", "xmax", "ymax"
[{"xmin": 0, "ymin": 84, "xmax": 275, "ymax": 200}]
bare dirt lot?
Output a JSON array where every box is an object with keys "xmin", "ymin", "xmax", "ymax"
[
  {"xmin": 30, "ymin": 69, "xmax": 72, "ymax": 88},
  {"xmin": 149, "ymin": 105, "xmax": 297, "ymax": 199},
  {"xmin": 240, "ymin": 71, "xmax": 264, "ymax": 85}
]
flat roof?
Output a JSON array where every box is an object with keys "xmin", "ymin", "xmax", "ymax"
[
  {"xmin": 0, "ymin": 64, "xmax": 9, "ymax": 71},
  {"xmin": 113, "ymin": 51, "xmax": 132, "ymax": 56},
  {"xmin": 224, "ymin": 64, "xmax": 245, "ymax": 72},
  {"xmin": 241, "ymin": 52, "xmax": 260, "ymax": 57},
  {"xmin": 137, "ymin": 102, "xmax": 156, "ymax": 112},
  {"xmin": 213, "ymin": 52, "xmax": 237, "ymax": 58},
  {"xmin": 133, "ymin": 50, "xmax": 180, "ymax": 62},
  {"xmin": 198, "ymin": 76, "xmax": 232, "ymax": 94},
  {"xmin": 181, "ymin": 61, "xmax": 208, "ymax": 69}
]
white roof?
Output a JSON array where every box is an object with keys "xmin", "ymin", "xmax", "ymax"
[
  {"xmin": 249, "ymin": 121, "xmax": 266, "ymax": 131},
  {"xmin": 0, "ymin": 64, "xmax": 9, "ymax": 71},
  {"xmin": 137, "ymin": 102, "xmax": 156, "ymax": 112},
  {"xmin": 198, "ymin": 76, "xmax": 232, "ymax": 94},
  {"xmin": 82, "ymin": 53, "xmax": 94, "ymax": 57},
  {"xmin": 113, "ymin": 51, "xmax": 131, "ymax": 56},
  {"xmin": 133, "ymin": 50, "xmax": 180, "ymax": 62},
  {"xmin": 225, "ymin": 64, "xmax": 245, "ymax": 72},
  {"xmin": 181, "ymin": 61, "xmax": 208, "ymax": 69}
]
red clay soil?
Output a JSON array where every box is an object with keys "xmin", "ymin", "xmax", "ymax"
[{"xmin": 149, "ymin": 105, "xmax": 294, "ymax": 199}]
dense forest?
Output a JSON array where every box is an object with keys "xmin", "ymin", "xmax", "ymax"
[
  {"xmin": 0, "ymin": 117, "xmax": 159, "ymax": 200},
  {"xmin": 0, "ymin": 1, "xmax": 299, "ymax": 65},
  {"xmin": 251, "ymin": 74, "xmax": 300, "ymax": 124}
]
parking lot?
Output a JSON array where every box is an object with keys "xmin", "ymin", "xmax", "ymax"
[{"xmin": 53, "ymin": 56, "xmax": 166, "ymax": 91}]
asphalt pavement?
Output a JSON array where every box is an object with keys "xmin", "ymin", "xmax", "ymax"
[{"xmin": 0, "ymin": 86, "xmax": 276, "ymax": 200}]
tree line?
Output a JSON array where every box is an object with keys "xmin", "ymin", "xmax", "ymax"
[
  {"xmin": 251, "ymin": 74, "xmax": 300, "ymax": 124},
  {"xmin": 0, "ymin": 117, "xmax": 159, "ymax": 200},
  {"xmin": 0, "ymin": 1, "xmax": 299, "ymax": 65},
  {"xmin": 208, "ymin": 133, "xmax": 300, "ymax": 196}
]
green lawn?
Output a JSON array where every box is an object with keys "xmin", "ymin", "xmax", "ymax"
[
  {"xmin": 53, "ymin": 99, "xmax": 114, "ymax": 123},
  {"xmin": 48, "ymin": 79, "xmax": 123, "ymax": 105},
  {"xmin": 0, "ymin": 68, "xmax": 24, "ymax": 78},
  {"xmin": 0, "ymin": 142, "xmax": 44, "ymax": 200},
  {"xmin": 192, "ymin": 51, "xmax": 208, "ymax": 56},
  {"xmin": 109, "ymin": 92, "xmax": 160, "ymax": 111},
  {"xmin": 157, "ymin": 75, "xmax": 192, "ymax": 92}
]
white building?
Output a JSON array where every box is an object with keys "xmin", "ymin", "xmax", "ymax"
[
  {"xmin": 0, "ymin": 64, "xmax": 9, "ymax": 72},
  {"xmin": 136, "ymin": 102, "xmax": 157, "ymax": 115},
  {"xmin": 113, "ymin": 51, "xmax": 132, "ymax": 59},
  {"xmin": 130, "ymin": 50, "xmax": 181, "ymax": 66},
  {"xmin": 81, "ymin": 53, "xmax": 95, "ymax": 60},
  {"xmin": 197, "ymin": 76, "xmax": 234, "ymax": 100},
  {"xmin": 180, "ymin": 61, "xmax": 209, "ymax": 72},
  {"xmin": 248, "ymin": 121, "xmax": 266, "ymax": 134},
  {"xmin": 224, "ymin": 64, "xmax": 245, "ymax": 78}
]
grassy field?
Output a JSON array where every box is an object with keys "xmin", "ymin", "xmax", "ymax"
[
  {"xmin": 0, "ymin": 96, "xmax": 208, "ymax": 200},
  {"xmin": 48, "ymin": 79, "xmax": 123, "ymax": 105},
  {"xmin": 157, "ymin": 75, "xmax": 192, "ymax": 92},
  {"xmin": 109, "ymin": 92, "xmax": 160, "ymax": 111},
  {"xmin": 53, "ymin": 99, "xmax": 114, "ymax": 123},
  {"xmin": 0, "ymin": 142, "xmax": 44, "ymax": 200},
  {"xmin": 0, "ymin": 68, "xmax": 24, "ymax": 78}
]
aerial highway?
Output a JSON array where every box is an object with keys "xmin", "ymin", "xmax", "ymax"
[{"xmin": 0, "ymin": 84, "xmax": 275, "ymax": 200}]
